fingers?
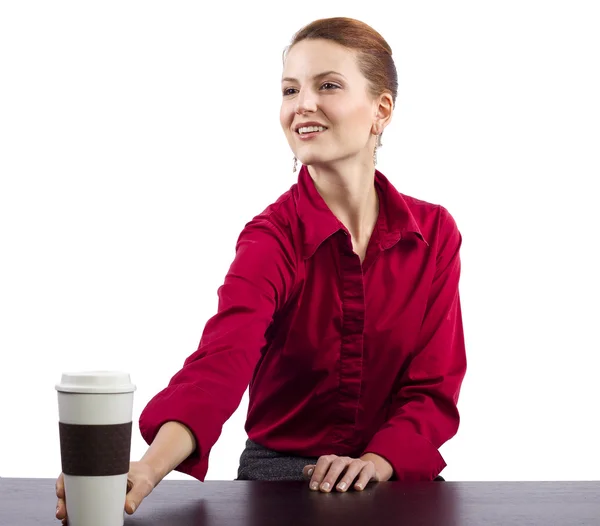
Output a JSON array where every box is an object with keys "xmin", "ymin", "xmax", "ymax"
[
  {"xmin": 124, "ymin": 499, "xmax": 137, "ymax": 515},
  {"xmin": 309, "ymin": 456, "xmax": 334, "ymax": 491},
  {"xmin": 309, "ymin": 456, "xmax": 353, "ymax": 492},
  {"xmin": 318, "ymin": 457, "xmax": 351, "ymax": 492},
  {"xmin": 56, "ymin": 473, "xmax": 65, "ymax": 499},
  {"xmin": 56, "ymin": 473, "xmax": 67, "ymax": 521},
  {"xmin": 56, "ymin": 497, "xmax": 67, "ymax": 520},
  {"xmin": 124, "ymin": 477, "xmax": 154, "ymax": 515},
  {"xmin": 302, "ymin": 464, "xmax": 316, "ymax": 480},
  {"xmin": 307, "ymin": 457, "xmax": 378, "ymax": 493},
  {"xmin": 334, "ymin": 461, "xmax": 365, "ymax": 492},
  {"xmin": 353, "ymin": 461, "xmax": 377, "ymax": 492}
]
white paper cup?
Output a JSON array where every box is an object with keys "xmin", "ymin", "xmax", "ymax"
[{"xmin": 56, "ymin": 371, "xmax": 136, "ymax": 526}]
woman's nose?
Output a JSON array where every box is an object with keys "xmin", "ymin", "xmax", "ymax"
[{"xmin": 295, "ymin": 89, "xmax": 317, "ymax": 114}]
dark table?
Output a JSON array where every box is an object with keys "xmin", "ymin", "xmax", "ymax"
[{"xmin": 1, "ymin": 478, "xmax": 599, "ymax": 525}]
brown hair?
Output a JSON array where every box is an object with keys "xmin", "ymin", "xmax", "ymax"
[{"xmin": 283, "ymin": 17, "xmax": 398, "ymax": 107}]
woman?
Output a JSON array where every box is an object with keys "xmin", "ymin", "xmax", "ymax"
[{"xmin": 56, "ymin": 16, "xmax": 466, "ymax": 522}]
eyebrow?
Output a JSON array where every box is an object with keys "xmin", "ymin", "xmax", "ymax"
[{"xmin": 281, "ymin": 70, "xmax": 346, "ymax": 83}]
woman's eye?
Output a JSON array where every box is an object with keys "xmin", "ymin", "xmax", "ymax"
[{"xmin": 282, "ymin": 83, "xmax": 338, "ymax": 96}]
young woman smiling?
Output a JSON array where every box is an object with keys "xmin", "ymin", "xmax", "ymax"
[{"xmin": 56, "ymin": 17, "xmax": 466, "ymax": 523}]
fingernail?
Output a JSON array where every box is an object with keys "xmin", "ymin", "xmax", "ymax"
[
  {"xmin": 131, "ymin": 502, "xmax": 136, "ymax": 512},
  {"xmin": 338, "ymin": 482, "xmax": 347, "ymax": 490},
  {"xmin": 321, "ymin": 482, "xmax": 330, "ymax": 491},
  {"xmin": 310, "ymin": 482, "xmax": 319, "ymax": 490},
  {"xmin": 56, "ymin": 506, "xmax": 60, "ymax": 515},
  {"xmin": 355, "ymin": 483, "xmax": 363, "ymax": 490},
  {"xmin": 307, "ymin": 468, "xmax": 314, "ymax": 476}
]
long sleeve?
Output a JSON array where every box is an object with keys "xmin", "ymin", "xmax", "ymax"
[
  {"xmin": 139, "ymin": 218, "xmax": 296, "ymax": 481},
  {"xmin": 363, "ymin": 206, "xmax": 466, "ymax": 481}
]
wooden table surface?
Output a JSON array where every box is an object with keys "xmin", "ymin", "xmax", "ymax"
[{"xmin": 1, "ymin": 478, "xmax": 599, "ymax": 525}]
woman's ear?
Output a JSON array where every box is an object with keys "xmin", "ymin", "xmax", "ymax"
[{"xmin": 374, "ymin": 92, "xmax": 394, "ymax": 133}]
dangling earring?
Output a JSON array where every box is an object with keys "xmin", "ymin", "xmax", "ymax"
[
  {"xmin": 373, "ymin": 132, "xmax": 383, "ymax": 166},
  {"xmin": 293, "ymin": 156, "xmax": 298, "ymax": 172}
]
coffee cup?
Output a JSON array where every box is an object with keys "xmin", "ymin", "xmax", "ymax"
[{"xmin": 56, "ymin": 371, "xmax": 136, "ymax": 526}]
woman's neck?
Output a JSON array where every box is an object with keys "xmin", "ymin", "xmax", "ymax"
[{"xmin": 307, "ymin": 162, "xmax": 379, "ymax": 247}]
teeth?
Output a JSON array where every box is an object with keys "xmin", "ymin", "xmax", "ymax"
[{"xmin": 298, "ymin": 126, "xmax": 326, "ymax": 134}]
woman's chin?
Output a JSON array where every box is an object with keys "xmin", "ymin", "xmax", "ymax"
[{"xmin": 297, "ymin": 156, "xmax": 329, "ymax": 167}]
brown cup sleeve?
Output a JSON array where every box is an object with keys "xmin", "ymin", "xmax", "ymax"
[{"xmin": 59, "ymin": 422, "xmax": 132, "ymax": 476}]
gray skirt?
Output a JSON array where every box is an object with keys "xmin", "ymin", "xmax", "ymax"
[
  {"xmin": 236, "ymin": 439, "xmax": 319, "ymax": 481},
  {"xmin": 235, "ymin": 438, "xmax": 446, "ymax": 482}
]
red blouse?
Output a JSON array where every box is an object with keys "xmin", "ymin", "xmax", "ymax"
[{"xmin": 139, "ymin": 165, "xmax": 466, "ymax": 481}]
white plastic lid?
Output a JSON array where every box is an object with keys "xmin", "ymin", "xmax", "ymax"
[{"xmin": 55, "ymin": 371, "xmax": 136, "ymax": 394}]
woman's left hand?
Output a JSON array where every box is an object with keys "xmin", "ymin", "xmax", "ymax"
[{"xmin": 302, "ymin": 455, "xmax": 382, "ymax": 493}]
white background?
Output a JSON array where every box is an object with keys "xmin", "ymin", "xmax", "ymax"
[{"xmin": 1, "ymin": 1, "xmax": 598, "ymax": 482}]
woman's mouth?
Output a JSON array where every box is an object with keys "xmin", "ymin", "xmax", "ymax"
[{"xmin": 296, "ymin": 125, "xmax": 327, "ymax": 140}]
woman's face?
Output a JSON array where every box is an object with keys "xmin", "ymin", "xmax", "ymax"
[{"xmin": 280, "ymin": 38, "xmax": 383, "ymax": 170}]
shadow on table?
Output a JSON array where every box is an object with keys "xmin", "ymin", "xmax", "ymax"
[
  {"xmin": 244, "ymin": 481, "xmax": 461, "ymax": 526},
  {"xmin": 126, "ymin": 498, "xmax": 208, "ymax": 525}
]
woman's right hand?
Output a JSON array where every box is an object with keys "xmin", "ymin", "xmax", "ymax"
[{"xmin": 55, "ymin": 460, "xmax": 159, "ymax": 524}]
